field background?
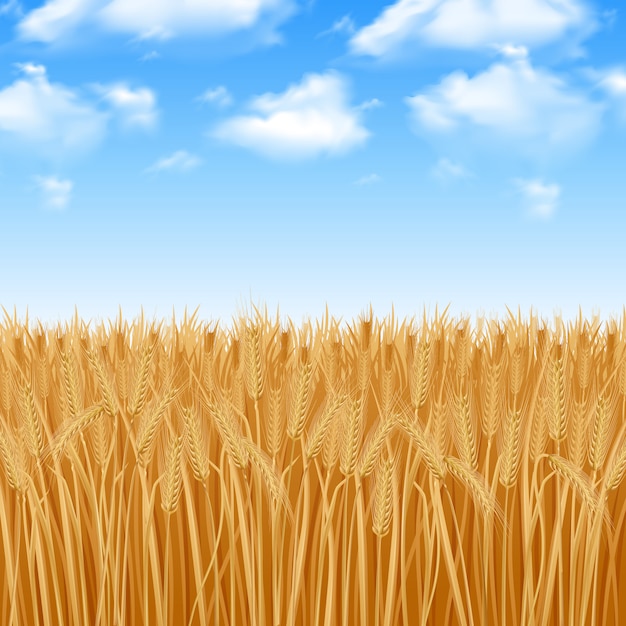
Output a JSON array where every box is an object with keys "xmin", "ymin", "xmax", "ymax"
[
  {"xmin": 2, "ymin": 1, "xmax": 626, "ymax": 623},
  {"xmin": 2, "ymin": 306, "xmax": 626, "ymax": 625}
]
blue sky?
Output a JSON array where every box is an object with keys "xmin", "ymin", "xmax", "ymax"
[{"xmin": 0, "ymin": 0, "xmax": 625, "ymax": 329}]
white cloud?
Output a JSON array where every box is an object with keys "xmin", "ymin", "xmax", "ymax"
[
  {"xmin": 431, "ymin": 157, "xmax": 472, "ymax": 181},
  {"xmin": 18, "ymin": 0, "xmax": 295, "ymax": 43},
  {"xmin": 0, "ymin": 63, "xmax": 107, "ymax": 154},
  {"xmin": 91, "ymin": 82, "xmax": 157, "ymax": 129},
  {"xmin": 34, "ymin": 175, "xmax": 73, "ymax": 209},
  {"xmin": 196, "ymin": 86, "xmax": 233, "ymax": 108},
  {"xmin": 317, "ymin": 14, "xmax": 356, "ymax": 38},
  {"xmin": 144, "ymin": 150, "xmax": 201, "ymax": 173},
  {"xmin": 13, "ymin": 61, "xmax": 47, "ymax": 77},
  {"xmin": 585, "ymin": 67, "xmax": 626, "ymax": 124},
  {"xmin": 598, "ymin": 70, "xmax": 626, "ymax": 96},
  {"xmin": 513, "ymin": 177, "xmax": 560, "ymax": 218},
  {"xmin": 354, "ymin": 173, "xmax": 381, "ymax": 185},
  {"xmin": 349, "ymin": 0, "xmax": 595, "ymax": 57},
  {"xmin": 212, "ymin": 71, "xmax": 370, "ymax": 160},
  {"xmin": 405, "ymin": 57, "xmax": 603, "ymax": 156},
  {"xmin": 492, "ymin": 43, "xmax": 528, "ymax": 59},
  {"xmin": 17, "ymin": 0, "xmax": 98, "ymax": 42}
]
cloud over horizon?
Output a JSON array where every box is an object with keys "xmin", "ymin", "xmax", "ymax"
[
  {"xmin": 212, "ymin": 71, "xmax": 370, "ymax": 160},
  {"xmin": 349, "ymin": 0, "xmax": 596, "ymax": 58},
  {"xmin": 0, "ymin": 63, "xmax": 108, "ymax": 156},
  {"xmin": 17, "ymin": 0, "xmax": 296, "ymax": 44},
  {"xmin": 405, "ymin": 56, "xmax": 604, "ymax": 159}
]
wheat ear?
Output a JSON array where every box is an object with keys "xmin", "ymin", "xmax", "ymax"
[
  {"xmin": 50, "ymin": 405, "xmax": 105, "ymax": 462},
  {"xmin": 398, "ymin": 411, "xmax": 446, "ymax": 481},
  {"xmin": 340, "ymin": 396, "xmax": 363, "ymax": 476},
  {"xmin": 136, "ymin": 384, "xmax": 178, "ymax": 467},
  {"xmin": 548, "ymin": 454, "xmax": 601, "ymax": 515},
  {"xmin": 183, "ymin": 406, "xmax": 210, "ymax": 482},
  {"xmin": 444, "ymin": 456, "xmax": 501, "ymax": 521},
  {"xmin": 499, "ymin": 409, "xmax": 522, "ymax": 488},
  {"xmin": 161, "ymin": 434, "xmax": 184, "ymax": 514},
  {"xmin": 128, "ymin": 340, "xmax": 155, "ymax": 418},
  {"xmin": 244, "ymin": 324, "xmax": 264, "ymax": 402},
  {"xmin": 372, "ymin": 454, "xmax": 395, "ymax": 537},
  {"xmin": 358, "ymin": 414, "xmax": 397, "ymax": 478},
  {"xmin": 84, "ymin": 347, "xmax": 119, "ymax": 419},
  {"xmin": 19, "ymin": 379, "xmax": 44, "ymax": 461},
  {"xmin": 0, "ymin": 423, "xmax": 29, "ymax": 493},
  {"xmin": 305, "ymin": 392, "xmax": 346, "ymax": 461},
  {"xmin": 287, "ymin": 360, "xmax": 313, "ymax": 440}
]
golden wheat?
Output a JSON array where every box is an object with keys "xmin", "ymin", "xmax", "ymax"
[{"xmin": 2, "ymin": 309, "xmax": 626, "ymax": 626}]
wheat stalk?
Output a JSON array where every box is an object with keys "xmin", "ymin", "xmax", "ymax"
[
  {"xmin": 499, "ymin": 408, "xmax": 522, "ymax": 488},
  {"xmin": 128, "ymin": 340, "xmax": 155, "ymax": 418},
  {"xmin": 548, "ymin": 454, "xmax": 601, "ymax": 515},
  {"xmin": 605, "ymin": 436, "xmax": 626, "ymax": 491},
  {"xmin": 0, "ymin": 423, "xmax": 29, "ymax": 493},
  {"xmin": 161, "ymin": 434, "xmax": 184, "ymax": 514},
  {"xmin": 266, "ymin": 383, "xmax": 285, "ymax": 460},
  {"xmin": 305, "ymin": 392, "xmax": 346, "ymax": 461},
  {"xmin": 451, "ymin": 389, "xmax": 478, "ymax": 471},
  {"xmin": 444, "ymin": 455, "xmax": 500, "ymax": 521},
  {"xmin": 183, "ymin": 406, "xmax": 210, "ymax": 482},
  {"xmin": 84, "ymin": 347, "xmax": 119, "ymax": 419},
  {"xmin": 372, "ymin": 454, "xmax": 395, "ymax": 537},
  {"xmin": 244, "ymin": 324, "xmax": 264, "ymax": 402},
  {"xmin": 358, "ymin": 414, "xmax": 397, "ymax": 478},
  {"xmin": 60, "ymin": 347, "xmax": 82, "ymax": 420},
  {"xmin": 206, "ymin": 395, "xmax": 249, "ymax": 471},
  {"xmin": 398, "ymin": 410, "xmax": 446, "ymax": 481},
  {"xmin": 340, "ymin": 396, "xmax": 363, "ymax": 476},
  {"xmin": 411, "ymin": 338, "xmax": 431, "ymax": 409},
  {"xmin": 588, "ymin": 391, "xmax": 615, "ymax": 474},
  {"xmin": 49, "ymin": 405, "xmax": 105, "ymax": 462},
  {"xmin": 287, "ymin": 359, "xmax": 313, "ymax": 440},
  {"xmin": 136, "ymin": 384, "xmax": 178, "ymax": 467},
  {"xmin": 19, "ymin": 379, "xmax": 44, "ymax": 461}
]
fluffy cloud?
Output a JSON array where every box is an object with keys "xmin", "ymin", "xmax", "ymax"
[
  {"xmin": 196, "ymin": 86, "xmax": 233, "ymax": 108},
  {"xmin": 349, "ymin": 0, "xmax": 595, "ymax": 57},
  {"xmin": 513, "ymin": 177, "xmax": 560, "ymax": 218},
  {"xmin": 492, "ymin": 43, "xmax": 529, "ymax": 59},
  {"xmin": 405, "ymin": 56, "xmax": 603, "ymax": 157},
  {"xmin": 17, "ymin": 0, "xmax": 99, "ymax": 42},
  {"xmin": 595, "ymin": 69, "xmax": 626, "ymax": 97},
  {"xmin": 588, "ymin": 68, "xmax": 626, "ymax": 124},
  {"xmin": 18, "ymin": 0, "xmax": 295, "ymax": 43},
  {"xmin": 212, "ymin": 71, "xmax": 370, "ymax": 160},
  {"xmin": 34, "ymin": 175, "xmax": 74, "ymax": 209},
  {"xmin": 91, "ymin": 82, "xmax": 157, "ymax": 129},
  {"xmin": 431, "ymin": 157, "xmax": 472, "ymax": 181},
  {"xmin": 0, "ymin": 63, "xmax": 107, "ymax": 154},
  {"xmin": 144, "ymin": 150, "xmax": 201, "ymax": 173}
]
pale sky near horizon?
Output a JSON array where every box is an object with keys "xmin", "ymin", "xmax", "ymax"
[{"xmin": 1, "ymin": 0, "xmax": 625, "ymax": 330}]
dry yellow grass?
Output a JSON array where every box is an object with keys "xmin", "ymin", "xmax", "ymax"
[{"xmin": 2, "ymin": 305, "xmax": 626, "ymax": 625}]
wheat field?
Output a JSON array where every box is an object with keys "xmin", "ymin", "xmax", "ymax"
[{"xmin": 1, "ymin": 304, "xmax": 626, "ymax": 625}]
